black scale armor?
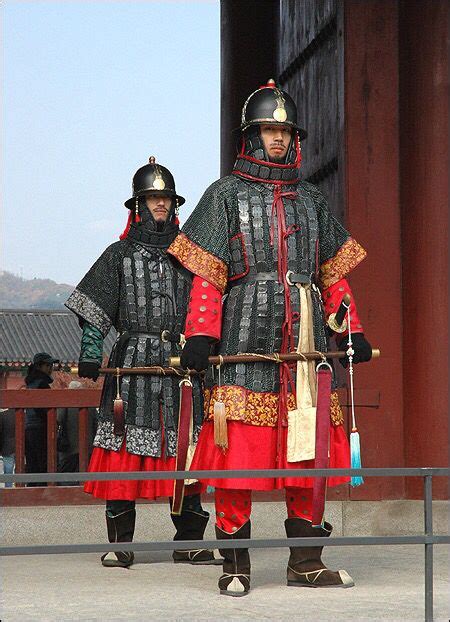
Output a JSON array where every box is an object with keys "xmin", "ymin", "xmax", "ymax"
[
  {"xmin": 66, "ymin": 237, "xmax": 203, "ymax": 457},
  {"xmin": 183, "ymin": 174, "xmax": 350, "ymax": 395}
]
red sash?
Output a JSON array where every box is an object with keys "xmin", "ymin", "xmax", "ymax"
[
  {"xmin": 171, "ymin": 379, "xmax": 193, "ymax": 515},
  {"xmin": 312, "ymin": 367, "xmax": 332, "ymax": 526}
]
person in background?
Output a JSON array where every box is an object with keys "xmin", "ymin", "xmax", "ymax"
[
  {"xmin": 57, "ymin": 380, "xmax": 97, "ymax": 485},
  {"xmin": 24, "ymin": 352, "xmax": 59, "ymax": 486},
  {"xmin": 0, "ymin": 408, "xmax": 16, "ymax": 488}
]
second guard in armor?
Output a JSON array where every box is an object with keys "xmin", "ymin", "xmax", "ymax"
[{"xmin": 66, "ymin": 158, "xmax": 220, "ymax": 568}]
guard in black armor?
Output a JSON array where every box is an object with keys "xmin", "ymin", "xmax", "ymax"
[
  {"xmin": 66, "ymin": 158, "xmax": 219, "ymax": 568},
  {"xmin": 169, "ymin": 80, "xmax": 372, "ymax": 595}
]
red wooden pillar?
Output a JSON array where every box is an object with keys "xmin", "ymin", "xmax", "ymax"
[
  {"xmin": 344, "ymin": 1, "xmax": 405, "ymax": 499},
  {"xmin": 14, "ymin": 408, "xmax": 25, "ymax": 487},
  {"xmin": 399, "ymin": 0, "xmax": 449, "ymax": 499},
  {"xmin": 47, "ymin": 408, "xmax": 57, "ymax": 486}
]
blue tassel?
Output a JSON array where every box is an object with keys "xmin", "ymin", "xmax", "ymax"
[
  {"xmin": 206, "ymin": 485, "xmax": 215, "ymax": 494},
  {"xmin": 350, "ymin": 430, "xmax": 364, "ymax": 487}
]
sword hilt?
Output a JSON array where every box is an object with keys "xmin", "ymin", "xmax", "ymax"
[{"xmin": 327, "ymin": 293, "xmax": 351, "ymax": 333}]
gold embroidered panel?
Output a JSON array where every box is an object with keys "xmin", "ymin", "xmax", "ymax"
[
  {"xmin": 205, "ymin": 385, "xmax": 344, "ymax": 427},
  {"xmin": 330, "ymin": 391, "xmax": 345, "ymax": 426},
  {"xmin": 320, "ymin": 238, "xmax": 367, "ymax": 288},
  {"xmin": 168, "ymin": 233, "xmax": 228, "ymax": 294}
]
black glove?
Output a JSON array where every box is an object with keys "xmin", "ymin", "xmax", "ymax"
[
  {"xmin": 180, "ymin": 336, "xmax": 210, "ymax": 372},
  {"xmin": 78, "ymin": 361, "xmax": 100, "ymax": 381},
  {"xmin": 337, "ymin": 333, "xmax": 372, "ymax": 368}
]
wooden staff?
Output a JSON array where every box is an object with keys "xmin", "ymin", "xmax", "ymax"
[
  {"xmin": 169, "ymin": 348, "xmax": 380, "ymax": 368},
  {"xmin": 70, "ymin": 366, "xmax": 187, "ymax": 376},
  {"xmin": 70, "ymin": 347, "xmax": 380, "ymax": 376}
]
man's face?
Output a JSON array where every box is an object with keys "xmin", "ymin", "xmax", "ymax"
[
  {"xmin": 145, "ymin": 194, "xmax": 172, "ymax": 223},
  {"xmin": 39, "ymin": 362, "xmax": 53, "ymax": 377},
  {"xmin": 259, "ymin": 124, "xmax": 293, "ymax": 162}
]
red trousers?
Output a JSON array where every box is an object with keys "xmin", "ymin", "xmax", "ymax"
[{"xmin": 215, "ymin": 487, "xmax": 313, "ymax": 533}]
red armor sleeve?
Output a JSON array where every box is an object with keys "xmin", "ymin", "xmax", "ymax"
[
  {"xmin": 322, "ymin": 278, "xmax": 364, "ymax": 335},
  {"xmin": 184, "ymin": 276, "xmax": 222, "ymax": 340}
]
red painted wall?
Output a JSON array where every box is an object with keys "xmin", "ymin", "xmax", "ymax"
[
  {"xmin": 344, "ymin": 1, "xmax": 405, "ymax": 500},
  {"xmin": 399, "ymin": 0, "xmax": 449, "ymax": 499}
]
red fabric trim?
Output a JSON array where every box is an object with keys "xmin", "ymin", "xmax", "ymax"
[
  {"xmin": 168, "ymin": 232, "xmax": 228, "ymax": 294},
  {"xmin": 215, "ymin": 486, "xmax": 314, "ymax": 531},
  {"xmin": 233, "ymin": 133, "xmax": 302, "ymax": 185},
  {"xmin": 238, "ymin": 133, "xmax": 301, "ymax": 169},
  {"xmin": 190, "ymin": 420, "xmax": 350, "ymax": 490},
  {"xmin": 322, "ymin": 278, "xmax": 364, "ymax": 335},
  {"xmin": 184, "ymin": 276, "xmax": 222, "ymax": 340},
  {"xmin": 232, "ymin": 170, "xmax": 299, "ymax": 185},
  {"xmin": 319, "ymin": 238, "xmax": 367, "ymax": 288},
  {"xmin": 285, "ymin": 487, "xmax": 313, "ymax": 521},
  {"xmin": 228, "ymin": 232, "xmax": 250, "ymax": 281},
  {"xmin": 269, "ymin": 186, "xmax": 299, "ymax": 465},
  {"xmin": 215, "ymin": 488, "xmax": 252, "ymax": 532},
  {"xmin": 119, "ymin": 212, "xmax": 141, "ymax": 240}
]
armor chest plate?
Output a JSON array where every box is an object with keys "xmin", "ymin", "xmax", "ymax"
[
  {"xmin": 119, "ymin": 243, "xmax": 190, "ymax": 335},
  {"xmin": 229, "ymin": 181, "xmax": 319, "ymax": 281}
]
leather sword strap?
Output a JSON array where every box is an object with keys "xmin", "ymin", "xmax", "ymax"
[
  {"xmin": 171, "ymin": 380, "xmax": 193, "ymax": 515},
  {"xmin": 312, "ymin": 367, "xmax": 332, "ymax": 526}
]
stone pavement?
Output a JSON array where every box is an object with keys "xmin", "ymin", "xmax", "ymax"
[{"xmin": 1, "ymin": 544, "xmax": 449, "ymax": 621}]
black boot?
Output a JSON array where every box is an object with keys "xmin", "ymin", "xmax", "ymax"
[
  {"xmin": 285, "ymin": 518, "xmax": 354, "ymax": 588},
  {"xmin": 216, "ymin": 521, "xmax": 251, "ymax": 597},
  {"xmin": 170, "ymin": 494, "xmax": 221, "ymax": 565},
  {"xmin": 101, "ymin": 502, "xmax": 136, "ymax": 568}
]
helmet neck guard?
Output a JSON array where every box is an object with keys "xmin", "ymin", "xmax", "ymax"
[
  {"xmin": 120, "ymin": 197, "xmax": 179, "ymax": 248},
  {"xmin": 232, "ymin": 126, "xmax": 302, "ymax": 184}
]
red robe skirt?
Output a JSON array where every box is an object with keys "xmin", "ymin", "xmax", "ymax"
[
  {"xmin": 189, "ymin": 420, "xmax": 350, "ymax": 490},
  {"xmin": 83, "ymin": 442, "xmax": 179, "ymax": 501}
]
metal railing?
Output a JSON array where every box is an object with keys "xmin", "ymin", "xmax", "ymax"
[{"xmin": 0, "ymin": 467, "xmax": 448, "ymax": 621}]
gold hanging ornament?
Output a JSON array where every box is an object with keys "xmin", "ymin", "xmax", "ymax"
[{"xmin": 213, "ymin": 356, "xmax": 228, "ymax": 451}]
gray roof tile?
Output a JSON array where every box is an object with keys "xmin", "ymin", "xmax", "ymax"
[{"xmin": 0, "ymin": 309, "xmax": 117, "ymax": 366}]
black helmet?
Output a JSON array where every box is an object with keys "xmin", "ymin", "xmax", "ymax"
[
  {"xmin": 124, "ymin": 157, "xmax": 185, "ymax": 210},
  {"xmin": 240, "ymin": 79, "xmax": 307, "ymax": 140}
]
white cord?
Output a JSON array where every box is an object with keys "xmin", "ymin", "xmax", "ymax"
[{"xmin": 347, "ymin": 306, "xmax": 356, "ymax": 430}]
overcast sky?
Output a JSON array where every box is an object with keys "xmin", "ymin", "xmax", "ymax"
[{"xmin": 2, "ymin": 0, "xmax": 220, "ymax": 285}]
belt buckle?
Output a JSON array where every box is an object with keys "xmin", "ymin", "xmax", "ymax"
[
  {"xmin": 286, "ymin": 271, "xmax": 311, "ymax": 286},
  {"xmin": 286, "ymin": 270, "xmax": 294, "ymax": 286}
]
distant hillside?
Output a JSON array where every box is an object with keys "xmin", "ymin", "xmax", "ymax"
[{"xmin": 0, "ymin": 271, "xmax": 74, "ymax": 309}]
